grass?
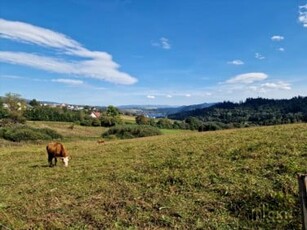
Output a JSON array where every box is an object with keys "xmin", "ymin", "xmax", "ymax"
[
  {"xmin": 160, "ymin": 129, "xmax": 191, "ymax": 135},
  {"xmin": 26, "ymin": 121, "xmax": 106, "ymax": 141},
  {"xmin": 120, "ymin": 115, "xmax": 137, "ymax": 124},
  {"xmin": 0, "ymin": 123, "xmax": 306, "ymax": 229}
]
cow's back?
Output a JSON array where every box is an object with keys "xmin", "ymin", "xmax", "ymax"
[{"xmin": 46, "ymin": 142, "xmax": 68, "ymax": 157}]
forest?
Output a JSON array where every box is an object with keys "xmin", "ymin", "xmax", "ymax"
[{"xmin": 168, "ymin": 96, "xmax": 307, "ymax": 130}]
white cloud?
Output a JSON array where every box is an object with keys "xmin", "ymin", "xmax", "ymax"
[
  {"xmin": 271, "ymin": 35, "xmax": 284, "ymax": 41},
  {"xmin": 248, "ymin": 85, "xmax": 266, "ymax": 94},
  {"xmin": 185, "ymin": 94, "xmax": 191, "ymax": 97},
  {"xmin": 226, "ymin": 73, "xmax": 268, "ymax": 84},
  {"xmin": 147, "ymin": 95, "xmax": 155, "ymax": 99},
  {"xmin": 152, "ymin": 37, "xmax": 171, "ymax": 50},
  {"xmin": 227, "ymin": 59, "xmax": 244, "ymax": 65},
  {"xmin": 160, "ymin": 37, "xmax": 171, "ymax": 49},
  {"xmin": 261, "ymin": 81, "xmax": 291, "ymax": 90},
  {"xmin": 52, "ymin": 78, "xmax": 84, "ymax": 86},
  {"xmin": 0, "ymin": 18, "xmax": 137, "ymax": 85},
  {"xmin": 0, "ymin": 18, "xmax": 80, "ymax": 49},
  {"xmin": 255, "ymin": 53, "xmax": 265, "ymax": 60},
  {"xmin": 0, "ymin": 74, "xmax": 25, "ymax": 79},
  {"xmin": 278, "ymin": 47, "xmax": 285, "ymax": 52},
  {"xmin": 166, "ymin": 94, "xmax": 172, "ymax": 98},
  {"xmin": 246, "ymin": 81, "xmax": 291, "ymax": 93},
  {"xmin": 299, "ymin": 4, "xmax": 307, "ymax": 27}
]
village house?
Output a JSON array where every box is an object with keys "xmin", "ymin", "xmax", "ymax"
[{"xmin": 90, "ymin": 111, "xmax": 101, "ymax": 119}]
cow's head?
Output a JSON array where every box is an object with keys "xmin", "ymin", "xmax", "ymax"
[{"xmin": 62, "ymin": 157, "xmax": 69, "ymax": 167}]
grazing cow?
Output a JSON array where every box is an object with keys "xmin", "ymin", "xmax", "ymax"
[
  {"xmin": 97, "ymin": 140, "xmax": 105, "ymax": 144},
  {"xmin": 46, "ymin": 142, "xmax": 69, "ymax": 167}
]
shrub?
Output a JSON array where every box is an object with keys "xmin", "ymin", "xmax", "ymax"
[
  {"xmin": 0, "ymin": 128, "xmax": 6, "ymax": 139},
  {"xmin": 80, "ymin": 119, "xmax": 92, "ymax": 126},
  {"xmin": 198, "ymin": 122, "xmax": 223, "ymax": 132},
  {"xmin": 92, "ymin": 119, "xmax": 101, "ymax": 127},
  {"xmin": 156, "ymin": 118, "xmax": 173, "ymax": 129},
  {"xmin": 0, "ymin": 125, "xmax": 62, "ymax": 142},
  {"xmin": 100, "ymin": 115, "xmax": 122, "ymax": 127},
  {"xmin": 185, "ymin": 117, "xmax": 203, "ymax": 130},
  {"xmin": 102, "ymin": 125, "xmax": 162, "ymax": 139},
  {"xmin": 40, "ymin": 128, "xmax": 63, "ymax": 139}
]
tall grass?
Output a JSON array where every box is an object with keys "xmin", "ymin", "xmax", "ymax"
[{"xmin": 0, "ymin": 123, "xmax": 306, "ymax": 229}]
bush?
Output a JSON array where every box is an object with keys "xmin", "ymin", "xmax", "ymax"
[
  {"xmin": 0, "ymin": 128, "xmax": 6, "ymax": 139},
  {"xmin": 156, "ymin": 118, "xmax": 173, "ymax": 129},
  {"xmin": 40, "ymin": 128, "xmax": 63, "ymax": 139},
  {"xmin": 100, "ymin": 115, "xmax": 122, "ymax": 127},
  {"xmin": 80, "ymin": 119, "xmax": 92, "ymax": 126},
  {"xmin": 198, "ymin": 122, "xmax": 223, "ymax": 132},
  {"xmin": 0, "ymin": 125, "xmax": 62, "ymax": 142},
  {"xmin": 102, "ymin": 125, "xmax": 162, "ymax": 139},
  {"xmin": 92, "ymin": 119, "xmax": 101, "ymax": 127}
]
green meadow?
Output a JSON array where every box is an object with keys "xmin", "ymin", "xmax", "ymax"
[{"xmin": 1, "ymin": 122, "xmax": 306, "ymax": 229}]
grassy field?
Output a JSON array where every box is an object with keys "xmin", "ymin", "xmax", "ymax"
[
  {"xmin": 26, "ymin": 121, "xmax": 107, "ymax": 141},
  {"xmin": 0, "ymin": 123, "xmax": 307, "ymax": 229}
]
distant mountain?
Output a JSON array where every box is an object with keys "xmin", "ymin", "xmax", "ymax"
[
  {"xmin": 174, "ymin": 102, "xmax": 216, "ymax": 113},
  {"xmin": 119, "ymin": 102, "xmax": 216, "ymax": 118}
]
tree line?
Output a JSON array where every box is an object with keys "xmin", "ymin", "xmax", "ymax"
[
  {"xmin": 0, "ymin": 93, "xmax": 205, "ymax": 130},
  {"xmin": 0, "ymin": 93, "xmax": 123, "ymax": 127},
  {"xmin": 168, "ymin": 96, "xmax": 307, "ymax": 131},
  {"xmin": 1, "ymin": 93, "xmax": 306, "ymax": 132}
]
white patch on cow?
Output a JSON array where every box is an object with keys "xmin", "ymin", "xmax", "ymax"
[{"xmin": 62, "ymin": 157, "xmax": 69, "ymax": 167}]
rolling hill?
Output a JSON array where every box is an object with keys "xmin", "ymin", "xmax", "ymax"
[
  {"xmin": 0, "ymin": 122, "xmax": 306, "ymax": 229},
  {"xmin": 169, "ymin": 96, "xmax": 307, "ymax": 126}
]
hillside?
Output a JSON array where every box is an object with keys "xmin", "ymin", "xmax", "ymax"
[
  {"xmin": 169, "ymin": 96, "xmax": 307, "ymax": 126},
  {"xmin": 119, "ymin": 102, "xmax": 215, "ymax": 118},
  {"xmin": 0, "ymin": 123, "xmax": 306, "ymax": 229}
]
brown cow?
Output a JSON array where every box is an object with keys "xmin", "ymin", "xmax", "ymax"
[{"xmin": 46, "ymin": 142, "xmax": 69, "ymax": 167}]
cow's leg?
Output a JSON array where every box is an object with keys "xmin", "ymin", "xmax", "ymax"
[
  {"xmin": 48, "ymin": 154, "xmax": 54, "ymax": 167},
  {"xmin": 54, "ymin": 157, "xmax": 57, "ymax": 166}
]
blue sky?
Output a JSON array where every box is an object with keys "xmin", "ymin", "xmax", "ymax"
[{"xmin": 0, "ymin": 0, "xmax": 306, "ymax": 106}]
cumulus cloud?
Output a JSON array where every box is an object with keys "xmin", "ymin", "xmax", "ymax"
[
  {"xmin": 271, "ymin": 35, "xmax": 284, "ymax": 41},
  {"xmin": 0, "ymin": 18, "xmax": 137, "ymax": 85},
  {"xmin": 227, "ymin": 59, "xmax": 244, "ymax": 65},
  {"xmin": 52, "ymin": 78, "xmax": 84, "ymax": 86},
  {"xmin": 278, "ymin": 48, "xmax": 285, "ymax": 52},
  {"xmin": 152, "ymin": 37, "xmax": 171, "ymax": 50},
  {"xmin": 255, "ymin": 53, "xmax": 265, "ymax": 60},
  {"xmin": 299, "ymin": 4, "xmax": 307, "ymax": 27},
  {"xmin": 226, "ymin": 73, "xmax": 268, "ymax": 84}
]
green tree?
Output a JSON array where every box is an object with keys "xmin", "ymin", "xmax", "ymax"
[
  {"xmin": 29, "ymin": 99, "xmax": 40, "ymax": 107},
  {"xmin": 2, "ymin": 93, "xmax": 27, "ymax": 124},
  {"xmin": 106, "ymin": 105, "xmax": 120, "ymax": 117},
  {"xmin": 3, "ymin": 93, "xmax": 27, "ymax": 113},
  {"xmin": 185, "ymin": 117, "xmax": 203, "ymax": 130},
  {"xmin": 0, "ymin": 97, "xmax": 8, "ymax": 119},
  {"xmin": 99, "ymin": 105, "xmax": 122, "ymax": 127}
]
